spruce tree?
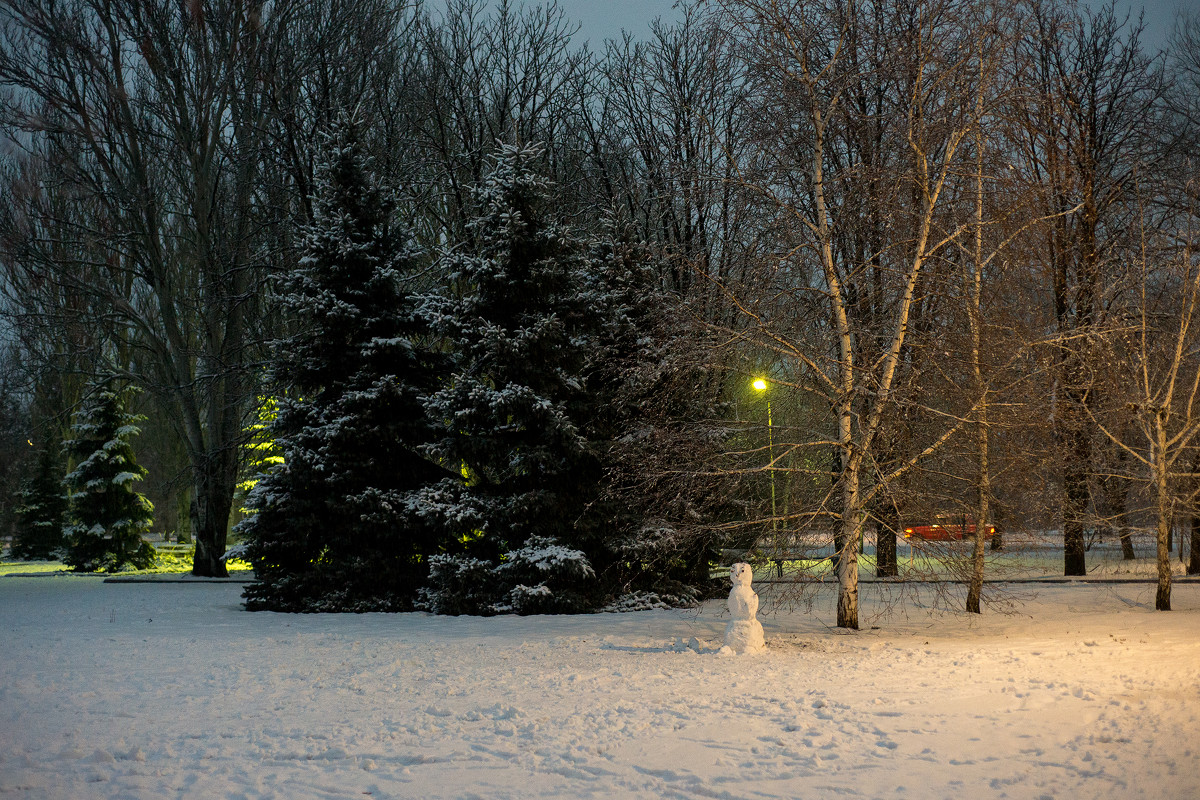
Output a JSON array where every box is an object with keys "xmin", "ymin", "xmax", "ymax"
[
  {"xmin": 240, "ymin": 116, "xmax": 451, "ymax": 612},
  {"xmin": 578, "ymin": 220, "xmax": 729, "ymax": 604},
  {"xmin": 423, "ymin": 150, "xmax": 724, "ymax": 614},
  {"xmin": 63, "ymin": 381, "xmax": 155, "ymax": 572},
  {"xmin": 10, "ymin": 436, "xmax": 68, "ymax": 560},
  {"xmin": 425, "ymin": 144, "xmax": 600, "ymax": 579}
]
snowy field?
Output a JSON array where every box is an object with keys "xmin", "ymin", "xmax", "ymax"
[{"xmin": 1, "ymin": 577, "xmax": 1198, "ymax": 800}]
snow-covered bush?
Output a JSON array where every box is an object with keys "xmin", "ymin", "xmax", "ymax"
[
  {"xmin": 416, "ymin": 555, "xmax": 500, "ymax": 616},
  {"xmin": 416, "ymin": 538, "xmax": 596, "ymax": 616},
  {"xmin": 601, "ymin": 589, "xmax": 700, "ymax": 613},
  {"xmin": 495, "ymin": 536, "xmax": 595, "ymax": 614}
]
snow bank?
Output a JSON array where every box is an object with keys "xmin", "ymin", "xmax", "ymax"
[{"xmin": 0, "ymin": 577, "xmax": 1197, "ymax": 799}]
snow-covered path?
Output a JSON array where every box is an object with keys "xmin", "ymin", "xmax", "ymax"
[{"xmin": 1, "ymin": 577, "xmax": 1197, "ymax": 799}]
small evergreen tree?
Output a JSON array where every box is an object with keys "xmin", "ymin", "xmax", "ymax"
[
  {"xmin": 240, "ymin": 116, "xmax": 452, "ymax": 612},
  {"xmin": 10, "ymin": 436, "xmax": 68, "ymax": 560},
  {"xmin": 63, "ymin": 381, "xmax": 155, "ymax": 572}
]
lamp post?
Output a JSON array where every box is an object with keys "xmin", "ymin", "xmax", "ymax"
[{"xmin": 752, "ymin": 378, "xmax": 777, "ymax": 532}]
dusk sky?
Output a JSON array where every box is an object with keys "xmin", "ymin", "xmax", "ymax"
[
  {"xmin": 1099, "ymin": 0, "xmax": 1189, "ymax": 50},
  {"xmin": 551, "ymin": 0, "xmax": 681, "ymax": 44},
  {"xmin": 546, "ymin": 0, "xmax": 1189, "ymax": 51}
]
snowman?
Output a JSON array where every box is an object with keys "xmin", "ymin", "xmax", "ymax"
[{"xmin": 724, "ymin": 562, "xmax": 766, "ymax": 654}]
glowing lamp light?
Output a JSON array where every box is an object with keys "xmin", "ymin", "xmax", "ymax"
[{"xmin": 752, "ymin": 378, "xmax": 768, "ymax": 392}]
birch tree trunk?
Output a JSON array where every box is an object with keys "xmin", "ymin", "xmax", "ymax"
[
  {"xmin": 965, "ymin": 39, "xmax": 990, "ymax": 614},
  {"xmin": 1153, "ymin": 418, "xmax": 1173, "ymax": 611}
]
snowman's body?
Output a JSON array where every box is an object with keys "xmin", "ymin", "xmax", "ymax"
[{"xmin": 724, "ymin": 562, "xmax": 765, "ymax": 654}]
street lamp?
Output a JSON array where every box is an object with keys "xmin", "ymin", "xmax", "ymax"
[{"xmin": 752, "ymin": 378, "xmax": 777, "ymax": 533}]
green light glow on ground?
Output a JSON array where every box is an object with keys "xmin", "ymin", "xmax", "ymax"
[
  {"xmin": 0, "ymin": 561, "xmax": 75, "ymax": 576},
  {"xmin": 0, "ymin": 554, "xmax": 252, "ymax": 577}
]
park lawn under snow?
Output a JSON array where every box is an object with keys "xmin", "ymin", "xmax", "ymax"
[{"xmin": 0, "ymin": 577, "xmax": 1197, "ymax": 800}]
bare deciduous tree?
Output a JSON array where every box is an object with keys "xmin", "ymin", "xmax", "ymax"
[
  {"xmin": 0, "ymin": 0, "xmax": 293, "ymax": 574},
  {"xmin": 1095, "ymin": 204, "xmax": 1200, "ymax": 611},
  {"xmin": 716, "ymin": 0, "xmax": 981, "ymax": 629},
  {"xmin": 1014, "ymin": 0, "xmax": 1167, "ymax": 576}
]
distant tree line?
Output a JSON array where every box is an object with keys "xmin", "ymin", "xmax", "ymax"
[{"xmin": 0, "ymin": 0, "xmax": 1198, "ymax": 624}]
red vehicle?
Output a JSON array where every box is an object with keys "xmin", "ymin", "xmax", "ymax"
[{"xmin": 903, "ymin": 515, "xmax": 996, "ymax": 541}]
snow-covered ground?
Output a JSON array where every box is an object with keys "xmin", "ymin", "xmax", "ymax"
[{"xmin": 1, "ymin": 576, "xmax": 1197, "ymax": 800}]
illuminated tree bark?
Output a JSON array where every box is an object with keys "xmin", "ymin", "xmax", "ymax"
[{"xmin": 717, "ymin": 0, "xmax": 978, "ymax": 629}]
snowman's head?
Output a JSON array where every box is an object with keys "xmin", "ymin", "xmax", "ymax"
[{"xmin": 730, "ymin": 562, "xmax": 753, "ymax": 586}]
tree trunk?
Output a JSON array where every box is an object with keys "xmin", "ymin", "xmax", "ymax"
[
  {"xmin": 1155, "ymin": 510, "xmax": 1172, "ymax": 611},
  {"xmin": 1063, "ymin": 499, "xmax": 1088, "ymax": 576},
  {"xmin": 830, "ymin": 444, "xmax": 843, "ymax": 573},
  {"xmin": 966, "ymin": 404, "xmax": 990, "ymax": 613},
  {"xmin": 190, "ymin": 452, "xmax": 236, "ymax": 578},
  {"xmin": 1189, "ymin": 512, "xmax": 1200, "ymax": 576},
  {"xmin": 836, "ymin": 526, "xmax": 860, "ymax": 629},
  {"xmin": 966, "ymin": 59, "xmax": 989, "ymax": 615},
  {"xmin": 176, "ymin": 489, "xmax": 193, "ymax": 544},
  {"xmin": 836, "ymin": 465, "xmax": 861, "ymax": 630},
  {"xmin": 1119, "ymin": 527, "xmax": 1136, "ymax": 560},
  {"xmin": 1062, "ymin": 424, "xmax": 1090, "ymax": 576},
  {"xmin": 875, "ymin": 499, "xmax": 898, "ymax": 578},
  {"xmin": 1191, "ymin": 452, "xmax": 1200, "ymax": 575},
  {"xmin": 1154, "ymin": 423, "xmax": 1171, "ymax": 611}
]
